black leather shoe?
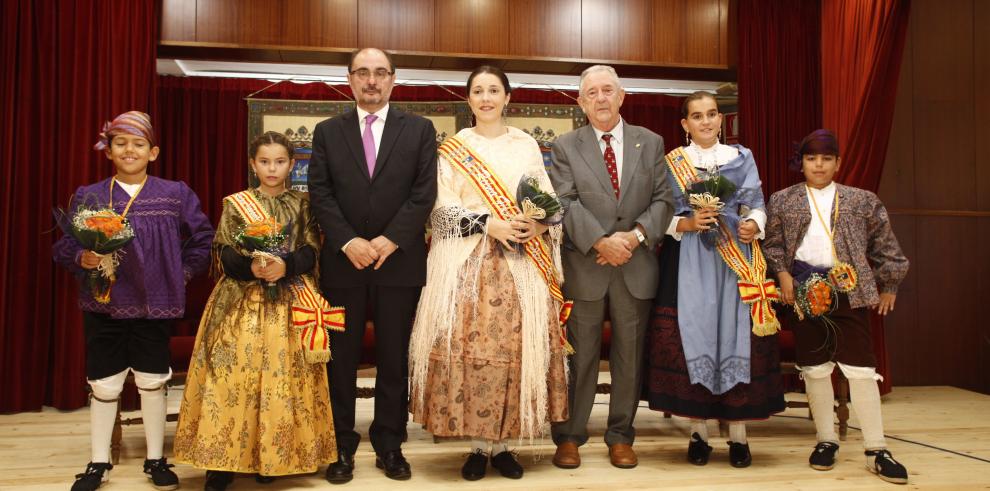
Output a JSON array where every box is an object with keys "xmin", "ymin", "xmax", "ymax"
[
  {"xmin": 687, "ymin": 433, "xmax": 713, "ymax": 466},
  {"xmin": 375, "ymin": 449, "xmax": 412, "ymax": 480},
  {"xmin": 204, "ymin": 470, "xmax": 233, "ymax": 491},
  {"xmin": 461, "ymin": 450, "xmax": 487, "ymax": 481},
  {"xmin": 325, "ymin": 450, "xmax": 355, "ymax": 484},
  {"xmin": 728, "ymin": 441, "xmax": 752, "ymax": 468},
  {"xmin": 491, "ymin": 450, "xmax": 523, "ymax": 479}
]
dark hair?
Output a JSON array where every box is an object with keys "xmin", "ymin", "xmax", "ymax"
[
  {"xmin": 348, "ymin": 47, "xmax": 395, "ymax": 73},
  {"xmin": 466, "ymin": 65, "xmax": 512, "ymax": 95},
  {"xmin": 789, "ymin": 129, "xmax": 840, "ymax": 171},
  {"xmin": 249, "ymin": 131, "xmax": 295, "ymax": 160},
  {"xmin": 681, "ymin": 90, "xmax": 718, "ymax": 118}
]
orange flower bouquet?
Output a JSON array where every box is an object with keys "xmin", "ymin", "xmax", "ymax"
[
  {"xmin": 55, "ymin": 207, "xmax": 136, "ymax": 303},
  {"xmin": 793, "ymin": 273, "xmax": 836, "ymax": 321},
  {"xmin": 234, "ymin": 217, "xmax": 290, "ymax": 300}
]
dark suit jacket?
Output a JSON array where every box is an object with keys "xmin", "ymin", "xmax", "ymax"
[{"xmin": 308, "ymin": 106, "xmax": 438, "ymax": 287}]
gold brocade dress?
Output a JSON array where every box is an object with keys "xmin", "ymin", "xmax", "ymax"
[{"xmin": 174, "ymin": 189, "xmax": 337, "ymax": 475}]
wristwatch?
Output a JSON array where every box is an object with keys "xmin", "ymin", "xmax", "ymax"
[{"xmin": 633, "ymin": 228, "xmax": 647, "ymax": 246}]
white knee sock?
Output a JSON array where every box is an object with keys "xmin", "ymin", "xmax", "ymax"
[
  {"xmin": 90, "ymin": 398, "xmax": 118, "ymax": 463},
  {"xmin": 490, "ymin": 440, "xmax": 508, "ymax": 455},
  {"xmin": 728, "ymin": 421, "xmax": 747, "ymax": 444},
  {"xmin": 804, "ymin": 374, "xmax": 839, "ymax": 444},
  {"xmin": 690, "ymin": 419, "xmax": 709, "ymax": 442},
  {"xmin": 847, "ymin": 378, "xmax": 887, "ymax": 450},
  {"xmin": 139, "ymin": 387, "xmax": 167, "ymax": 460},
  {"xmin": 470, "ymin": 438, "xmax": 489, "ymax": 454}
]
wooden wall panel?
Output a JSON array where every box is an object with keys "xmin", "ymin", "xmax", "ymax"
[
  {"xmin": 883, "ymin": 216, "xmax": 918, "ymax": 385},
  {"xmin": 192, "ymin": 0, "xmax": 356, "ymax": 47},
  {"xmin": 161, "ymin": 0, "xmax": 196, "ymax": 41},
  {"xmin": 580, "ymin": 0, "xmax": 652, "ymax": 62},
  {"xmin": 977, "ymin": 0, "xmax": 990, "ymax": 212},
  {"xmin": 910, "ymin": 0, "xmax": 975, "ymax": 211},
  {"xmin": 435, "ymin": 0, "xmax": 510, "ymax": 55},
  {"xmin": 508, "ymin": 0, "xmax": 582, "ymax": 59},
  {"xmin": 878, "ymin": 33, "xmax": 914, "ymax": 210},
  {"xmin": 653, "ymin": 0, "xmax": 721, "ymax": 65},
  {"xmin": 161, "ymin": 0, "xmax": 735, "ymax": 70},
  {"xmin": 880, "ymin": 0, "xmax": 989, "ymax": 394},
  {"xmin": 358, "ymin": 0, "xmax": 435, "ymax": 52},
  {"xmin": 912, "ymin": 217, "xmax": 980, "ymax": 388}
]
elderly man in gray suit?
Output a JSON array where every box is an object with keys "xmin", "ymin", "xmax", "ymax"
[{"xmin": 549, "ymin": 65, "xmax": 674, "ymax": 469}]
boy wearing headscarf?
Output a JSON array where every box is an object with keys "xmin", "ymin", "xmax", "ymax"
[{"xmin": 53, "ymin": 111, "xmax": 214, "ymax": 491}]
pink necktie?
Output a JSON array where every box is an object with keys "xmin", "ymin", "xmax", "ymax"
[{"xmin": 363, "ymin": 114, "xmax": 378, "ymax": 176}]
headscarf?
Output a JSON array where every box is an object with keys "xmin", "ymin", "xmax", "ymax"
[{"xmin": 93, "ymin": 111, "xmax": 156, "ymax": 151}]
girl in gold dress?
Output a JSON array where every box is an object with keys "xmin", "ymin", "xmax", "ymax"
[{"xmin": 174, "ymin": 132, "xmax": 338, "ymax": 490}]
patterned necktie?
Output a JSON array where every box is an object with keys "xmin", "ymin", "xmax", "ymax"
[
  {"xmin": 602, "ymin": 133, "xmax": 619, "ymax": 198},
  {"xmin": 362, "ymin": 114, "xmax": 378, "ymax": 176}
]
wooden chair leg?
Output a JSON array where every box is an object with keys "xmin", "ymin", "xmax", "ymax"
[
  {"xmin": 835, "ymin": 374, "xmax": 850, "ymax": 441},
  {"xmin": 111, "ymin": 402, "xmax": 122, "ymax": 464},
  {"xmin": 718, "ymin": 420, "xmax": 728, "ymax": 438}
]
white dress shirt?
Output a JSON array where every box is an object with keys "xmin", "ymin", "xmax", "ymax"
[
  {"xmin": 665, "ymin": 141, "xmax": 767, "ymax": 241},
  {"xmin": 591, "ymin": 118, "xmax": 625, "ymax": 184},
  {"xmin": 795, "ymin": 182, "xmax": 837, "ymax": 268}
]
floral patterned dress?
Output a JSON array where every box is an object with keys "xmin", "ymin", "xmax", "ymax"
[
  {"xmin": 409, "ymin": 127, "xmax": 569, "ymax": 441},
  {"xmin": 174, "ymin": 189, "xmax": 336, "ymax": 475}
]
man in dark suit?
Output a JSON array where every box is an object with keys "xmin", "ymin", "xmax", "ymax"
[{"xmin": 308, "ymin": 47, "xmax": 437, "ymax": 484}]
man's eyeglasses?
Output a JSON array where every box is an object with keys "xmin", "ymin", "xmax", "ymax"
[{"xmin": 350, "ymin": 68, "xmax": 393, "ymax": 80}]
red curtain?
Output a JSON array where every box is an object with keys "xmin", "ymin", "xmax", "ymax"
[
  {"xmin": 821, "ymin": 0, "xmax": 910, "ymax": 192},
  {"xmin": 820, "ymin": 0, "xmax": 911, "ymax": 394},
  {"xmin": 738, "ymin": 0, "xmax": 823, "ymax": 194},
  {"xmin": 0, "ymin": 0, "xmax": 158, "ymax": 413}
]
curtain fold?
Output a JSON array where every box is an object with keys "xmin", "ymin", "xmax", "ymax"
[
  {"xmin": 821, "ymin": 0, "xmax": 911, "ymax": 193},
  {"xmin": 0, "ymin": 0, "xmax": 158, "ymax": 413},
  {"xmin": 820, "ymin": 0, "xmax": 911, "ymax": 395},
  {"xmin": 738, "ymin": 0, "xmax": 823, "ymax": 194}
]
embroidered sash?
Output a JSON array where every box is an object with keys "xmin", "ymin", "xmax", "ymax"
[
  {"xmin": 438, "ymin": 136, "xmax": 574, "ymax": 352},
  {"xmin": 665, "ymin": 147, "xmax": 781, "ymax": 336},
  {"xmin": 224, "ymin": 191, "xmax": 345, "ymax": 362}
]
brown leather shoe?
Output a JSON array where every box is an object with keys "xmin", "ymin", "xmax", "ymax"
[
  {"xmin": 608, "ymin": 443, "xmax": 638, "ymax": 469},
  {"xmin": 553, "ymin": 441, "xmax": 581, "ymax": 469}
]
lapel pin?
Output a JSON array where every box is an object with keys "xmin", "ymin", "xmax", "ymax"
[{"xmin": 635, "ymin": 143, "xmax": 641, "ymax": 148}]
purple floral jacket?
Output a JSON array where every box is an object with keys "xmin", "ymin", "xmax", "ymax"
[{"xmin": 763, "ymin": 182, "xmax": 908, "ymax": 309}]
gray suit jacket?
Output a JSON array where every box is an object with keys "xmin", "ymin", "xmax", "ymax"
[{"xmin": 549, "ymin": 122, "xmax": 674, "ymax": 301}]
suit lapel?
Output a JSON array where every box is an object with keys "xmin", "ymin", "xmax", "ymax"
[
  {"xmin": 575, "ymin": 125, "xmax": 616, "ymax": 201},
  {"xmin": 618, "ymin": 122, "xmax": 641, "ymax": 206},
  {"xmin": 340, "ymin": 110, "xmax": 371, "ymax": 181},
  {"xmin": 371, "ymin": 107, "xmax": 405, "ymax": 181}
]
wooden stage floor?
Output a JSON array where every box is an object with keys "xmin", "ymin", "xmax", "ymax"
[{"xmin": 2, "ymin": 381, "xmax": 989, "ymax": 490}]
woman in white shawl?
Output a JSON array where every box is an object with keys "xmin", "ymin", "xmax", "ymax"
[{"xmin": 409, "ymin": 66, "xmax": 569, "ymax": 481}]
